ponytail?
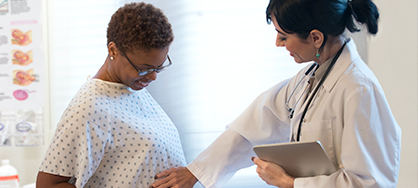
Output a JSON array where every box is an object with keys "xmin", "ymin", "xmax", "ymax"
[
  {"xmin": 266, "ymin": 0, "xmax": 380, "ymax": 41},
  {"xmin": 346, "ymin": 0, "xmax": 380, "ymax": 34}
]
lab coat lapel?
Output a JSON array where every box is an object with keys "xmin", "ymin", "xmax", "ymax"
[
  {"xmin": 322, "ymin": 39, "xmax": 359, "ymax": 93},
  {"xmin": 292, "ymin": 82, "xmax": 311, "ymax": 125},
  {"xmin": 292, "ymin": 39, "xmax": 358, "ymax": 128}
]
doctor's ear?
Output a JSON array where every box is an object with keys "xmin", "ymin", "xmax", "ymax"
[{"xmin": 309, "ymin": 30, "xmax": 324, "ymax": 49}]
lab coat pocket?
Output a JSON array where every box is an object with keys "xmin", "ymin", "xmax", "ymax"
[{"xmin": 300, "ymin": 120, "xmax": 335, "ymax": 164}]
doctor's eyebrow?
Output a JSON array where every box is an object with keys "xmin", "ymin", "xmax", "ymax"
[{"xmin": 276, "ymin": 29, "xmax": 286, "ymax": 36}]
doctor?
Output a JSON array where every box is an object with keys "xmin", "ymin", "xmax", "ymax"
[{"xmin": 150, "ymin": 0, "xmax": 401, "ymax": 187}]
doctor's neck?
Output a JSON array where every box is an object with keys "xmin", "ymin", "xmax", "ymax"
[{"xmin": 315, "ymin": 35, "xmax": 348, "ymax": 66}]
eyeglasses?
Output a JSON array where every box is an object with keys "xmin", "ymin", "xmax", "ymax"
[{"xmin": 123, "ymin": 53, "xmax": 172, "ymax": 76}]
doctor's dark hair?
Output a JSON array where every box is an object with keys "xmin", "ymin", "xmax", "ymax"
[
  {"xmin": 107, "ymin": 2, "xmax": 173, "ymax": 53},
  {"xmin": 266, "ymin": 0, "xmax": 379, "ymax": 49}
]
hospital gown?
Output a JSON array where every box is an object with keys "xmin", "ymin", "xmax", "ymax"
[{"xmin": 39, "ymin": 78, "xmax": 186, "ymax": 188}]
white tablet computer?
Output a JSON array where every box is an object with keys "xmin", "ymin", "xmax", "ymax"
[{"xmin": 253, "ymin": 141, "xmax": 336, "ymax": 177}]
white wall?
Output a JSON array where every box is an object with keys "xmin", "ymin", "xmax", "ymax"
[{"xmin": 368, "ymin": 1, "xmax": 418, "ymax": 187}]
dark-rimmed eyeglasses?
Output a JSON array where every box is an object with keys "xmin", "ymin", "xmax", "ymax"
[{"xmin": 123, "ymin": 54, "xmax": 172, "ymax": 76}]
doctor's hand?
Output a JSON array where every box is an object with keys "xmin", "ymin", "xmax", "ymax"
[
  {"xmin": 252, "ymin": 157, "xmax": 295, "ymax": 188},
  {"xmin": 149, "ymin": 167, "xmax": 198, "ymax": 188}
]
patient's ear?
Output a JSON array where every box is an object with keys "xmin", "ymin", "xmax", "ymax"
[{"xmin": 107, "ymin": 42, "xmax": 120, "ymax": 57}]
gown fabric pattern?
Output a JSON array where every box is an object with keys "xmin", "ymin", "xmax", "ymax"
[
  {"xmin": 39, "ymin": 79, "xmax": 186, "ymax": 188},
  {"xmin": 187, "ymin": 39, "xmax": 401, "ymax": 188}
]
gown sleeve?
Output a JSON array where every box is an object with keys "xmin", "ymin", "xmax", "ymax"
[{"xmin": 39, "ymin": 85, "xmax": 112, "ymax": 188}]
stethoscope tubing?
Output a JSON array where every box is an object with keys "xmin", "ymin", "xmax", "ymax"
[
  {"xmin": 296, "ymin": 41, "xmax": 348, "ymax": 141},
  {"xmin": 285, "ymin": 63, "xmax": 318, "ymax": 119}
]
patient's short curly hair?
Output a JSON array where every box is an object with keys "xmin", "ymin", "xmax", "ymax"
[{"xmin": 107, "ymin": 2, "xmax": 173, "ymax": 54}]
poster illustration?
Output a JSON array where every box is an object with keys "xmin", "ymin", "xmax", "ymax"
[
  {"xmin": 0, "ymin": 0, "xmax": 44, "ymax": 110},
  {"xmin": 0, "ymin": 0, "xmax": 43, "ymax": 146}
]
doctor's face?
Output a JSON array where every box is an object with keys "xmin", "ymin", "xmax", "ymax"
[{"xmin": 271, "ymin": 16, "xmax": 317, "ymax": 64}]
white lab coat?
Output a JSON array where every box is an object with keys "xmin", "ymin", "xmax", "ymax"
[{"xmin": 187, "ymin": 39, "xmax": 401, "ymax": 188}]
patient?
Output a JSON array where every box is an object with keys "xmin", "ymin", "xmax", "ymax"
[{"xmin": 36, "ymin": 2, "xmax": 186, "ymax": 188}]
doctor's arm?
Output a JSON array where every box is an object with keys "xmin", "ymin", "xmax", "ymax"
[
  {"xmin": 150, "ymin": 79, "xmax": 291, "ymax": 188},
  {"xmin": 151, "ymin": 128, "xmax": 256, "ymax": 188}
]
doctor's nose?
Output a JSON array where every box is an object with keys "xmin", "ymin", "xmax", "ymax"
[{"xmin": 276, "ymin": 35, "xmax": 285, "ymax": 47}]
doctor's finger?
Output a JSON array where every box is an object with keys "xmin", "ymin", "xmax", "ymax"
[
  {"xmin": 151, "ymin": 180, "xmax": 173, "ymax": 188},
  {"xmin": 151, "ymin": 174, "xmax": 185, "ymax": 188},
  {"xmin": 151, "ymin": 167, "xmax": 191, "ymax": 188},
  {"xmin": 150, "ymin": 170, "xmax": 178, "ymax": 188},
  {"xmin": 253, "ymin": 157, "xmax": 269, "ymax": 169},
  {"xmin": 150, "ymin": 176, "xmax": 170, "ymax": 188},
  {"xmin": 154, "ymin": 167, "xmax": 178, "ymax": 179}
]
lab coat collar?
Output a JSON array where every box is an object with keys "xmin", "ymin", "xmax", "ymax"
[{"xmin": 321, "ymin": 39, "xmax": 360, "ymax": 92}]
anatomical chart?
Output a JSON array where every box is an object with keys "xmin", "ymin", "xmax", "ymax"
[
  {"xmin": 0, "ymin": 0, "xmax": 44, "ymax": 146},
  {"xmin": 0, "ymin": 0, "xmax": 44, "ymax": 110}
]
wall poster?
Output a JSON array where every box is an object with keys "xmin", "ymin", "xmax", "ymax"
[{"xmin": 0, "ymin": 0, "xmax": 44, "ymax": 147}]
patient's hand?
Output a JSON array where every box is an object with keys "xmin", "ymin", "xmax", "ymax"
[{"xmin": 150, "ymin": 167, "xmax": 198, "ymax": 188}]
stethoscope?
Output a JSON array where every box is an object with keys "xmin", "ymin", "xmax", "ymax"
[
  {"xmin": 286, "ymin": 41, "xmax": 348, "ymax": 141},
  {"xmin": 285, "ymin": 62, "xmax": 319, "ymax": 119}
]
